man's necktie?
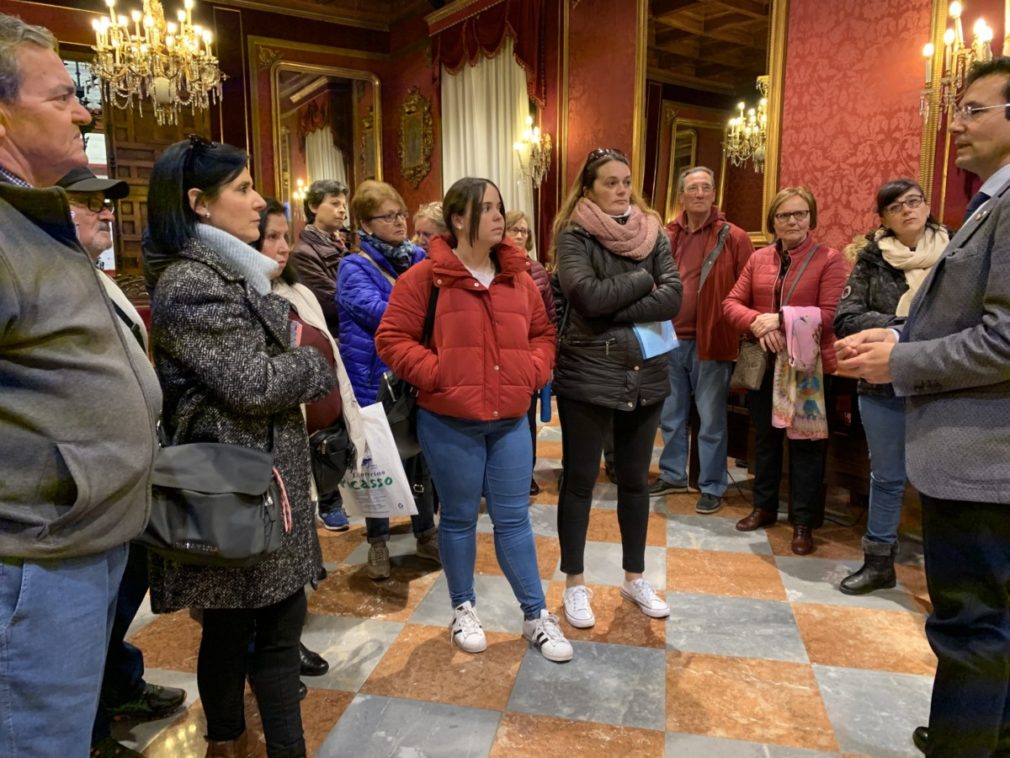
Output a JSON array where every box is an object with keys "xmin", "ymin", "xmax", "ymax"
[{"xmin": 964, "ymin": 190, "xmax": 990, "ymax": 222}]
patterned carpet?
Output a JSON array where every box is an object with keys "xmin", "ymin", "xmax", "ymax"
[{"xmin": 116, "ymin": 414, "xmax": 934, "ymax": 757}]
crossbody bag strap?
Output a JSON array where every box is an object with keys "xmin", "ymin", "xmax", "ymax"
[
  {"xmin": 356, "ymin": 251, "xmax": 397, "ymax": 285},
  {"xmin": 696, "ymin": 223, "xmax": 732, "ymax": 293},
  {"xmin": 782, "ymin": 244, "xmax": 820, "ymax": 307}
]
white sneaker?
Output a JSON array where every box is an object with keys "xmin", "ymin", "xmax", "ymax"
[
  {"xmin": 450, "ymin": 601, "xmax": 487, "ymax": 653},
  {"xmin": 563, "ymin": 584, "xmax": 596, "ymax": 628},
  {"xmin": 621, "ymin": 578, "xmax": 670, "ymax": 619},
  {"xmin": 522, "ymin": 609, "xmax": 574, "ymax": 662}
]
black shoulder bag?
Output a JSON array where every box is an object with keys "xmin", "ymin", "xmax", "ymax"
[{"xmin": 377, "ymin": 280, "xmax": 440, "ymax": 459}]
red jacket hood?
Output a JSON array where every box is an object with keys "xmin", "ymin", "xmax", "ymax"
[{"xmin": 427, "ymin": 235, "xmax": 532, "ymax": 284}]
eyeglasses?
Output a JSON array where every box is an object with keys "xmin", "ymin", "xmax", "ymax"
[
  {"xmin": 952, "ymin": 102, "xmax": 1010, "ymax": 122},
  {"xmin": 368, "ymin": 211, "xmax": 408, "ymax": 223},
  {"xmin": 773, "ymin": 209, "xmax": 810, "ymax": 223},
  {"xmin": 883, "ymin": 195, "xmax": 925, "ymax": 215},
  {"xmin": 683, "ymin": 184, "xmax": 714, "ymax": 195},
  {"xmin": 70, "ymin": 195, "xmax": 115, "ymax": 214},
  {"xmin": 507, "ymin": 226, "xmax": 530, "ymax": 236}
]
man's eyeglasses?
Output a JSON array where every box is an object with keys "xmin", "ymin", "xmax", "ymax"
[
  {"xmin": 883, "ymin": 195, "xmax": 925, "ymax": 215},
  {"xmin": 368, "ymin": 210, "xmax": 408, "ymax": 223},
  {"xmin": 952, "ymin": 102, "xmax": 1010, "ymax": 122},
  {"xmin": 773, "ymin": 209, "xmax": 810, "ymax": 223},
  {"xmin": 70, "ymin": 195, "xmax": 115, "ymax": 214},
  {"xmin": 684, "ymin": 184, "xmax": 714, "ymax": 195},
  {"xmin": 507, "ymin": 226, "xmax": 530, "ymax": 236}
]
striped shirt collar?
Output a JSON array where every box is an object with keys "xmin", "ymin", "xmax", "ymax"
[{"xmin": 0, "ymin": 165, "xmax": 31, "ymax": 188}]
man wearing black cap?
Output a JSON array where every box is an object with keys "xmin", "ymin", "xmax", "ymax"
[{"xmin": 57, "ymin": 167, "xmax": 187, "ymax": 758}]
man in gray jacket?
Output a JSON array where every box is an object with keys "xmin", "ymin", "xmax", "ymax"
[
  {"xmin": 0, "ymin": 14, "xmax": 161, "ymax": 755},
  {"xmin": 837, "ymin": 58, "xmax": 1010, "ymax": 757}
]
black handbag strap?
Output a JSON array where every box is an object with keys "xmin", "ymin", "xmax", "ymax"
[
  {"xmin": 782, "ymin": 244, "xmax": 820, "ymax": 307},
  {"xmin": 421, "ymin": 279, "xmax": 439, "ymax": 347},
  {"xmin": 696, "ymin": 223, "xmax": 732, "ymax": 294}
]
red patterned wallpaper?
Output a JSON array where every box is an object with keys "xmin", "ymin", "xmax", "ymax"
[{"xmin": 779, "ymin": 0, "xmax": 932, "ymax": 251}]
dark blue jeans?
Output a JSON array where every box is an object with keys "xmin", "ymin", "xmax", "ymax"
[{"xmin": 92, "ymin": 543, "xmax": 150, "ymax": 743}]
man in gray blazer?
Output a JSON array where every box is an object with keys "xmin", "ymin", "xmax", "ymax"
[{"xmin": 837, "ymin": 58, "xmax": 1010, "ymax": 757}]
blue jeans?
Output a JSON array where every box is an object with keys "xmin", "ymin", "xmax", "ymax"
[
  {"xmin": 417, "ymin": 409, "xmax": 545, "ymax": 619},
  {"xmin": 658, "ymin": 340, "xmax": 732, "ymax": 495},
  {"xmin": 0, "ymin": 545, "xmax": 128, "ymax": 757},
  {"xmin": 858, "ymin": 393, "xmax": 908, "ymax": 545},
  {"xmin": 92, "ymin": 543, "xmax": 149, "ymax": 743}
]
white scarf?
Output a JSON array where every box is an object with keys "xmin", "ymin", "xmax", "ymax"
[
  {"xmin": 194, "ymin": 223, "xmax": 278, "ymax": 295},
  {"xmin": 877, "ymin": 226, "xmax": 949, "ymax": 317}
]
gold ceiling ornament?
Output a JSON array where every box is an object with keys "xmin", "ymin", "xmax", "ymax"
[
  {"xmin": 398, "ymin": 87, "xmax": 433, "ymax": 189},
  {"xmin": 91, "ymin": 0, "xmax": 225, "ymax": 126},
  {"xmin": 920, "ymin": 1, "xmax": 996, "ymax": 127},
  {"xmin": 723, "ymin": 75, "xmax": 768, "ymax": 173},
  {"xmin": 514, "ymin": 114, "xmax": 552, "ymax": 187}
]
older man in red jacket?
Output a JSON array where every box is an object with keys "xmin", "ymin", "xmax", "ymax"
[{"xmin": 650, "ymin": 167, "xmax": 754, "ymax": 513}]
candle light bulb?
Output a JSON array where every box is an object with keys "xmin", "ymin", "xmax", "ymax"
[
  {"xmin": 118, "ymin": 15, "xmax": 128, "ymax": 26},
  {"xmin": 944, "ymin": 28, "xmax": 956, "ymax": 45},
  {"xmin": 131, "ymin": 10, "xmax": 140, "ymax": 22},
  {"xmin": 924, "ymin": 42, "xmax": 935, "ymax": 57},
  {"xmin": 167, "ymin": 21, "xmax": 177, "ymax": 34},
  {"xmin": 185, "ymin": 0, "xmax": 194, "ymax": 8},
  {"xmin": 950, "ymin": 1, "xmax": 962, "ymax": 19},
  {"xmin": 974, "ymin": 18, "xmax": 986, "ymax": 36},
  {"xmin": 143, "ymin": 15, "xmax": 153, "ymax": 28},
  {"xmin": 177, "ymin": 9, "xmax": 186, "ymax": 22},
  {"xmin": 92, "ymin": 18, "xmax": 101, "ymax": 31}
]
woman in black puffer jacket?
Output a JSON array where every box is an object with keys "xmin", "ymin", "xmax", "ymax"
[
  {"xmin": 552, "ymin": 147, "xmax": 682, "ymax": 632},
  {"xmin": 833, "ymin": 177, "xmax": 947, "ymax": 596}
]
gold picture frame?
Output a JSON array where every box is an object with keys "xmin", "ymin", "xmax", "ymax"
[{"xmin": 398, "ymin": 86, "xmax": 433, "ymax": 189}]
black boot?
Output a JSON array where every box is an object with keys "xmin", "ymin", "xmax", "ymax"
[{"xmin": 840, "ymin": 538, "xmax": 897, "ymax": 595}]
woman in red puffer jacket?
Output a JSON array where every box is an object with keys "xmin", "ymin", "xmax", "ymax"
[{"xmin": 375, "ymin": 177, "xmax": 572, "ymax": 664}]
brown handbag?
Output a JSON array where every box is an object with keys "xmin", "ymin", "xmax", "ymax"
[{"xmin": 730, "ymin": 339, "xmax": 767, "ymax": 390}]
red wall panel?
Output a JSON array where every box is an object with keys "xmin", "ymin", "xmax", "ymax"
[{"xmin": 778, "ymin": 0, "xmax": 932, "ymax": 251}]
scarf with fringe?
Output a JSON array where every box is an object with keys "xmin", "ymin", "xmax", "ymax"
[{"xmin": 772, "ymin": 306, "xmax": 828, "ymax": 440}]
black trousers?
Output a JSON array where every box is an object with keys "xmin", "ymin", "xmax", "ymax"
[
  {"xmin": 747, "ymin": 367, "xmax": 827, "ymax": 527},
  {"xmin": 557, "ymin": 396, "xmax": 663, "ymax": 575},
  {"xmin": 922, "ymin": 494, "xmax": 1010, "ymax": 757},
  {"xmin": 199, "ymin": 589, "xmax": 307, "ymax": 757}
]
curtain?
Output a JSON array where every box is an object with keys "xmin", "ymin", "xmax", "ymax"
[
  {"xmin": 431, "ymin": 0, "xmax": 545, "ymax": 106},
  {"xmin": 305, "ymin": 126, "xmax": 347, "ymax": 186},
  {"xmin": 441, "ymin": 36, "xmax": 534, "ymax": 228}
]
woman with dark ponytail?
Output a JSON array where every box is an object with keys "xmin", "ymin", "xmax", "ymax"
[{"xmin": 145, "ymin": 137, "xmax": 333, "ymax": 757}]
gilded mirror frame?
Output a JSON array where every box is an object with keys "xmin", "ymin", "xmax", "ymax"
[
  {"xmin": 755, "ymin": 0, "xmax": 788, "ymax": 245},
  {"xmin": 270, "ymin": 62, "xmax": 382, "ymax": 205}
]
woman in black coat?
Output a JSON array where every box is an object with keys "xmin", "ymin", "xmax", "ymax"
[
  {"xmin": 552, "ymin": 148, "xmax": 682, "ymax": 632},
  {"xmin": 144, "ymin": 137, "xmax": 333, "ymax": 757}
]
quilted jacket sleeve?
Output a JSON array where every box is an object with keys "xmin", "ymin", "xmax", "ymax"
[
  {"xmin": 833, "ymin": 256, "xmax": 899, "ymax": 338},
  {"xmin": 524, "ymin": 275, "xmax": 557, "ymax": 387},
  {"xmin": 611, "ymin": 232, "xmax": 683, "ymax": 323},
  {"xmin": 556, "ymin": 228, "xmax": 655, "ymax": 318},
  {"xmin": 374, "ymin": 263, "xmax": 440, "ymax": 393},
  {"xmin": 153, "ymin": 263, "xmax": 333, "ymax": 416},
  {"xmin": 723, "ymin": 253, "xmax": 761, "ymax": 332},
  {"xmin": 337, "ymin": 256, "xmax": 389, "ymax": 334}
]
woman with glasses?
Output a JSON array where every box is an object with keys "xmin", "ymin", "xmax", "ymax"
[
  {"xmin": 723, "ymin": 187, "xmax": 849, "ymax": 555},
  {"xmin": 552, "ymin": 147, "xmax": 682, "ymax": 629},
  {"xmin": 144, "ymin": 138, "xmax": 334, "ymax": 757},
  {"xmin": 337, "ymin": 179, "xmax": 439, "ymax": 580},
  {"xmin": 834, "ymin": 179, "xmax": 947, "ymax": 592},
  {"xmin": 506, "ymin": 210, "xmax": 555, "ymax": 495}
]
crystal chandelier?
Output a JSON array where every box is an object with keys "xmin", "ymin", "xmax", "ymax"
[
  {"xmin": 920, "ymin": 2, "xmax": 996, "ymax": 127},
  {"xmin": 724, "ymin": 76, "xmax": 768, "ymax": 173},
  {"xmin": 514, "ymin": 115, "xmax": 552, "ymax": 187},
  {"xmin": 91, "ymin": 0, "xmax": 225, "ymax": 126}
]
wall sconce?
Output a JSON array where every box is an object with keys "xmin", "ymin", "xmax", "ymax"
[
  {"xmin": 292, "ymin": 177, "xmax": 307, "ymax": 218},
  {"xmin": 921, "ymin": 1, "xmax": 996, "ymax": 126},
  {"xmin": 514, "ymin": 115, "xmax": 552, "ymax": 187}
]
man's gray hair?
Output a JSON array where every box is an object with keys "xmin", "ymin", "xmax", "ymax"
[
  {"xmin": 0, "ymin": 14, "xmax": 57, "ymax": 104},
  {"xmin": 677, "ymin": 166, "xmax": 715, "ymax": 194}
]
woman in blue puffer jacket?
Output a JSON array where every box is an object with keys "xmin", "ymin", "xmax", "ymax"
[{"xmin": 336, "ymin": 179, "xmax": 439, "ymax": 580}]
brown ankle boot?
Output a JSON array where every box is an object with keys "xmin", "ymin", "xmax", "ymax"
[
  {"xmin": 204, "ymin": 731, "xmax": 250, "ymax": 758},
  {"xmin": 791, "ymin": 525, "xmax": 814, "ymax": 555}
]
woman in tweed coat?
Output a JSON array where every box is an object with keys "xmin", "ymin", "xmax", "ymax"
[{"xmin": 144, "ymin": 137, "xmax": 333, "ymax": 758}]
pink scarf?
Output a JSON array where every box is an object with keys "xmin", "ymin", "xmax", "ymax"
[
  {"xmin": 772, "ymin": 306, "xmax": 828, "ymax": 440},
  {"xmin": 571, "ymin": 199, "xmax": 660, "ymax": 261}
]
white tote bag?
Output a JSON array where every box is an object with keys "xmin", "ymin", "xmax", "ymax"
[{"xmin": 338, "ymin": 402, "xmax": 419, "ymax": 519}]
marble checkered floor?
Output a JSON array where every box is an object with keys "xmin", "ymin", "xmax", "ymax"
[{"xmin": 115, "ymin": 418, "xmax": 935, "ymax": 757}]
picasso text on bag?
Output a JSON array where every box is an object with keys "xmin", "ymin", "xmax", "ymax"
[{"xmin": 342, "ymin": 475, "xmax": 395, "ymax": 490}]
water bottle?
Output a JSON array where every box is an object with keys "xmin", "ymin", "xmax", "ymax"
[{"xmin": 539, "ymin": 382, "xmax": 552, "ymax": 423}]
